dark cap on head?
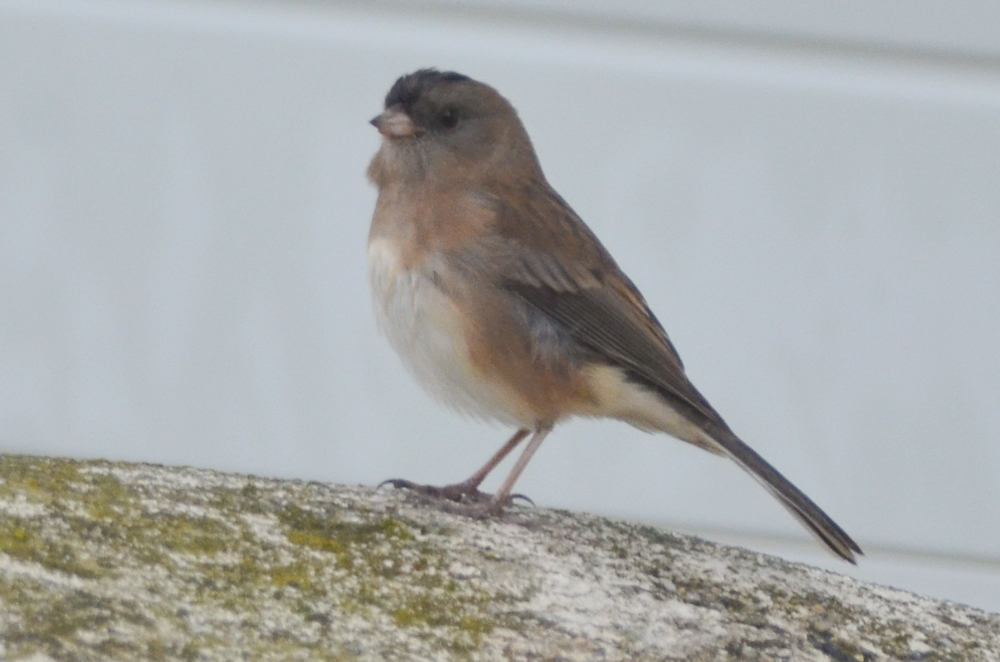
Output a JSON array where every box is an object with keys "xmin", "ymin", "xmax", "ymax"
[{"xmin": 384, "ymin": 69, "xmax": 471, "ymax": 111}]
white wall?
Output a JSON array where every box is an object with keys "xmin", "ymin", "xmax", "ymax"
[{"xmin": 2, "ymin": 0, "xmax": 999, "ymax": 611}]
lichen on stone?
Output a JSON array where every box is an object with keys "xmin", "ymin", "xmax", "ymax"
[{"xmin": 0, "ymin": 454, "xmax": 997, "ymax": 662}]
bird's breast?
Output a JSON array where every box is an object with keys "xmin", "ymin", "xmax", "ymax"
[{"xmin": 367, "ymin": 235, "xmax": 532, "ymax": 427}]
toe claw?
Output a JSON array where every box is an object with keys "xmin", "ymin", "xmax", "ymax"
[
  {"xmin": 509, "ymin": 492, "xmax": 535, "ymax": 506},
  {"xmin": 378, "ymin": 478, "xmax": 418, "ymax": 490}
]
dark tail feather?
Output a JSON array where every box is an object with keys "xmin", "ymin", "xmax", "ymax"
[{"xmin": 713, "ymin": 429, "xmax": 863, "ymax": 563}]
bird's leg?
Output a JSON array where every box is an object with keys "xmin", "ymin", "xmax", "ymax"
[
  {"xmin": 381, "ymin": 428, "xmax": 529, "ymax": 503},
  {"xmin": 487, "ymin": 425, "xmax": 552, "ymax": 515}
]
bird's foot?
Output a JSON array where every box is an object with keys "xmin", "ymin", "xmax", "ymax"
[
  {"xmin": 378, "ymin": 478, "xmax": 533, "ymax": 514},
  {"xmin": 378, "ymin": 477, "xmax": 492, "ymax": 504}
]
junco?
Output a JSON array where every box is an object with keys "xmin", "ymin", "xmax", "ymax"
[{"xmin": 367, "ymin": 69, "xmax": 862, "ymax": 563}]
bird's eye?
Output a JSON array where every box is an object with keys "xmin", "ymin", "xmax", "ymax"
[{"xmin": 439, "ymin": 107, "xmax": 459, "ymax": 129}]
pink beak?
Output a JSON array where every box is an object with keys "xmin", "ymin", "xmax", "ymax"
[{"xmin": 370, "ymin": 107, "xmax": 416, "ymax": 138}]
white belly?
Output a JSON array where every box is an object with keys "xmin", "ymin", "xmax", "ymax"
[{"xmin": 367, "ymin": 237, "xmax": 526, "ymax": 426}]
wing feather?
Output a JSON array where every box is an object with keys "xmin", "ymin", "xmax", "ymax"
[{"xmin": 483, "ymin": 181, "xmax": 729, "ymax": 436}]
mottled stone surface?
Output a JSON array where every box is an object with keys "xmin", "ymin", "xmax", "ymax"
[{"xmin": 0, "ymin": 455, "xmax": 996, "ymax": 661}]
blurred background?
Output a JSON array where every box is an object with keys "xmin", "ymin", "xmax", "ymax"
[{"xmin": 2, "ymin": 0, "xmax": 999, "ymax": 612}]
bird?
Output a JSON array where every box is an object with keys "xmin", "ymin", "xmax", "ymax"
[{"xmin": 366, "ymin": 68, "xmax": 862, "ymax": 563}]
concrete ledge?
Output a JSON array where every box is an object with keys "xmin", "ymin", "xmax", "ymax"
[{"xmin": 0, "ymin": 454, "xmax": 996, "ymax": 661}]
